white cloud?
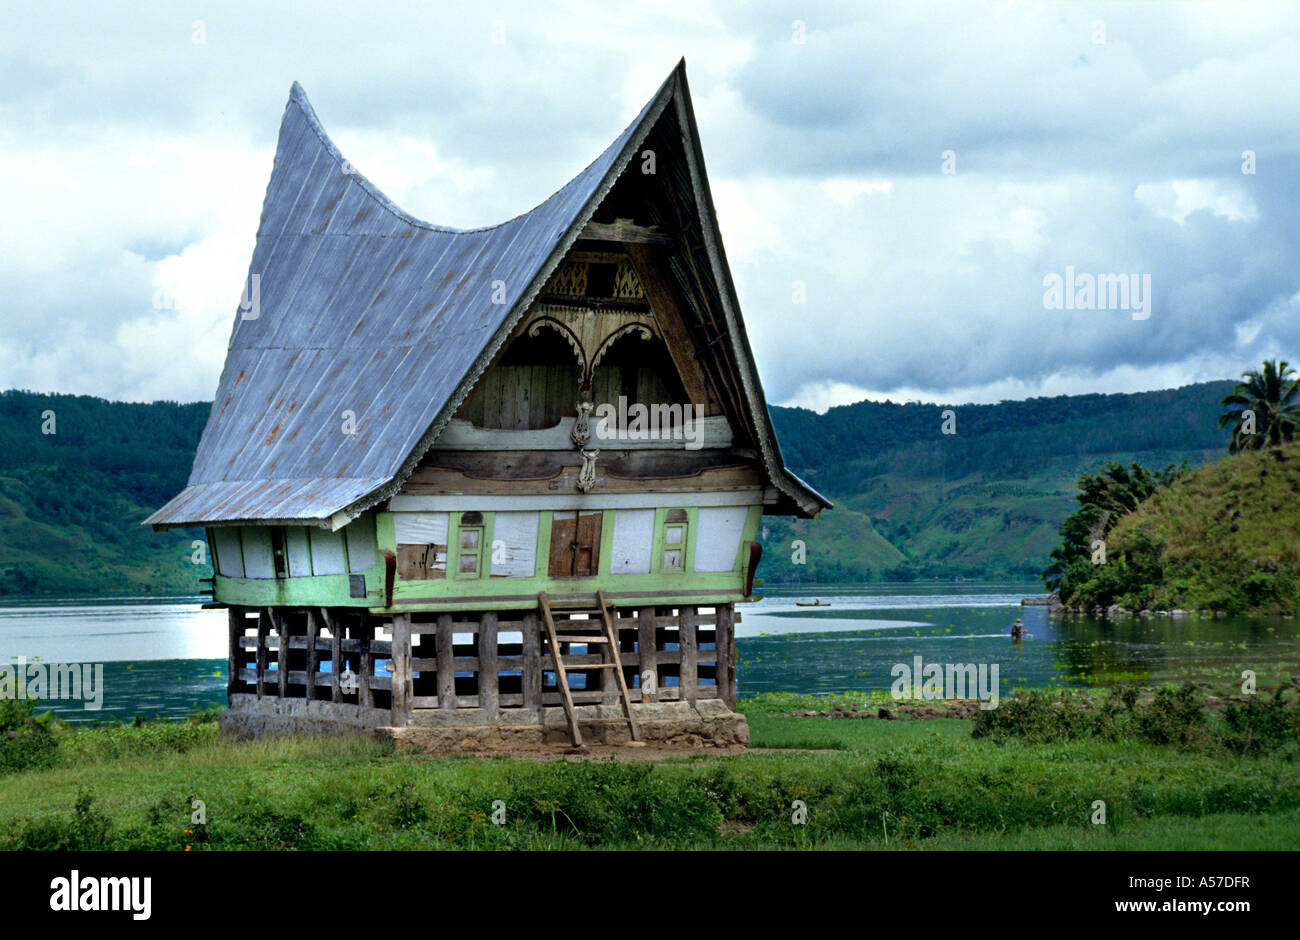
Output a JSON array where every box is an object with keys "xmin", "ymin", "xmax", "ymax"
[
  {"xmin": 1134, "ymin": 179, "xmax": 1259, "ymax": 224},
  {"xmin": 2, "ymin": 0, "xmax": 1299, "ymax": 408}
]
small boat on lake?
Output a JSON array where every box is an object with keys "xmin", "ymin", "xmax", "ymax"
[{"xmin": 795, "ymin": 599, "xmax": 832, "ymax": 607}]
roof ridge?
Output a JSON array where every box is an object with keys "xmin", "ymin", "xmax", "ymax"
[
  {"xmin": 286, "ymin": 81, "xmax": 468, "ymax": 234},
  {"xmin": 285, "ymin": 73, "xmax": 678, "ymax": 237}
]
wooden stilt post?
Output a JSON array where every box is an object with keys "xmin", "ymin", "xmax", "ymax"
[
  {"xmin": 436, "ymin": 613, "xmax": 456, "ymax": 709},
  {"xmin": 227, "ymin": 607, "xmax": 243, "ymax": 701},
  {"xmin": 679, "ymin": 605, "xmax": 698, "ymax": 706},
  {"xmin": 522, "ymin": 611, "xmax": 542, "ymax": 720},
  {"xmin": 305, "ymin": 608, "xmax": 320, "ymax": 702},
  {"xmin": 269, "ymin": 609, "xmax": 289, "ymax": 700},
  {"xmin": 323, "ymin": 608, "xmax": 342, "ymax": 703},
  {"xmin": 359, "ymin": 614, "xmax": 373, "ymax": 709},
  {"xmin": 256, "ymin": 608, "xmax": 269, "ymax": 699},
  {"xmin": 478, "ymin": 612, "xmax": 499, "ymax": 718},
  {"xmin": 390, "ymin": 614, "xmax": 411, "ymax": 727},
  {"xmin": 716, "ymin": 604, "xmax": 736, "ymax": 708},
  {"xmin": 637, "ymin": 606, "xmax": 657, "ymax": 702}
]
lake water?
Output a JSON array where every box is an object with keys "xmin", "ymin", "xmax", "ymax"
[{"xmin": 2, "ymin": 583, "xmax": 1298, "ymax": 722}]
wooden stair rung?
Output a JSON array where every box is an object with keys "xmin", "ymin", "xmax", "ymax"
[
  {"xmin": 538, "ymin": 590, "xmax": 642, "ymax": 747},
  {"xmin": 568, "ymin": 691, "xmax": 615, "ymax": 702},
  {"xmin": 546, "ymin": 598, "xmax": 602, "ymax": 610}
]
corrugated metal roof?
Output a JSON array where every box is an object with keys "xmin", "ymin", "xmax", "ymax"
[
  {"xmin": 147, "ymin": 71, "xmax": 673, "ymax": 528},
  {"xmin": 147, "ymin": 61, "xmax": 830, "ymax": 529}
]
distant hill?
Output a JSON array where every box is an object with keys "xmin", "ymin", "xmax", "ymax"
[
  {"xmin": 0, "ymin": 391, "xmax": 211, "ymax": 597},
  {"xmin": 1060, "ymin": 441, "xmax": 1300, "ymax": 615},
  {"xmin": 0, "ymin": 381, "xmax": 1236, "ymax": 596},
  {"xmin": 760, "ymin": 380, "xmax": 1236, "ymax": 582}
]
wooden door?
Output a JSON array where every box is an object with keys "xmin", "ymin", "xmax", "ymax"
[{"xmin": 549, "ymin": 511, "xmax": 603, "ymax": 577}]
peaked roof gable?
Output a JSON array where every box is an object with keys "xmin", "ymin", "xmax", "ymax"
[{"xmin": 147, "ymin": 61, "xmax": 828, "ymax": 529}]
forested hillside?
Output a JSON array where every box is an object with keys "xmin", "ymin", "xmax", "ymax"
[
  {"xmin": 0, "ymin": 381, "xmax": 1236, "ymax": 596},
  {"xmin": 760, "ymin": 381, "xmax": 1235, "ymax": 582},
  {"xmin": 0, "ymin": 391, "xmax": 211, "ymax": 596}
]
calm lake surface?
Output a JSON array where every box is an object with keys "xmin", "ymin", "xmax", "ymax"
[{"xmin": 3, "ymin": 583, "xmax": 1298, "ymax": 722}]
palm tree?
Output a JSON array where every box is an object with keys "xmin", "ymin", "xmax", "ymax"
[
  {"xmin": 1041, "ymin": 461, "xmax": 1184, "ymax": 596},
  {"xmin": 1218, "ymin": 359, "xmax": 1300, "ymax": 454}
]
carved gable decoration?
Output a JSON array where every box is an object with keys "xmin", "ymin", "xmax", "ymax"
[
  {"xmin": 525, "ymin": 250, "xmax": 658, "ymax": 391},
  {"xmin": 542, "ymin": 251, "xmax": 647, "ymax": 303}
]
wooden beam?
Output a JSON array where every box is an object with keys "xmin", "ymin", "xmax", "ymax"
[
  {"xmin": 322, "ymin": 608, "xmax": 341, "ymax": 703},
  {"xmin": 679, "ymin": 605, "xmax": 698, "ymax": 706},
  {"xmin": 268, "ymin": 609, "xmax": 289, "ymax": 700},
  {"xmin": 227, "ymin": 608, "xmax": 243, "ymax": 700},
  {"xmin": 716, "ymin": 604, "xmax": 736, "ymax": 709},
  {"xmin": 390, "ymin": 613, "xmax": 411, "ymax": 727},
  {"xmin": 305, "ymin": 608, "xmax": 320, "ymax": 702},
  {"xmin": 637, "ymin": 605, "xmax": 657, "ymax": 703},
  {"xmin": 582, "ymin": 218, "xmax": 672, "ymax": 245},
  {"xmin": 358, "ymin": 615, "xmax": 373, "ymax": 709},
  {"xmin": 255, "ymin": 609, "xmax": 269, "ymax": 699},
  {"xmin": 478, "ymin": 613, "xmax": 499, "ymax": 718},
  {"xmin": 624, "ymin": 243, "xmax": 723, "ymax": 416},
  {"xmin": 522, "ymin": 612, "xmax": 542, "ymax": 719},
  {"xmin": 436, "ymin": 613, "xmax": 456, "ymax": 709}
]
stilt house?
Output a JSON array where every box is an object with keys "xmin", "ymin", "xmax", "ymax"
[{"xmin": 147, "ymin": 60, "xmax": 829, "ymax": 748}]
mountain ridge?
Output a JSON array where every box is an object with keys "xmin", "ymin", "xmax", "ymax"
[{"xmin": 0, "ymin": 381, "xmax": 1237, "ymax": 596}]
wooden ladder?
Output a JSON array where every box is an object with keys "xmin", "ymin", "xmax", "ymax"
[{"xmin": 538, "ymin": 591, "xmax": 641, "ymax": 747}]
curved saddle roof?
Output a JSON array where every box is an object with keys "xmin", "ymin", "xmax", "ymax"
[{"xmin": 147, "ymin": 61, "xmax": 829, "ymax": 529}]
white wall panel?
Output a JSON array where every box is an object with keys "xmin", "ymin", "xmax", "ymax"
[
  {"xmin": 393, "ymin": 511, "xmax": 449, "ymax": 546},
  {"xmin": 346, "ymin": 516, "xmax": 377, "ymax": 572},
  {"xmin": 489, "ymin": 511, "xmax": 539, "ymax": 578},
  {"xmin": 310, "ymin": 528, "xmax": 347, "ymax": 575},
  {"xmin": 610, "ymin": 509, "xmax": 654, "ymax": 574},
  {"xmin": 285, "ymin": 528, "xmax": 312, "ymax": 577},
  {"xmin": 241, "ymin": 527, "xmax": 275, "ymax": 579},
  {"xmin": 214, "ymin": 528, "xmax": 243, "ymax": 578},
  {"xmin": 693, "ymin": 506, "xmax": 748, "ymax": 573}
]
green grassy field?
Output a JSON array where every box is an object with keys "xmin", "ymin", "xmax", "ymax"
[{"xmin": 1, "ymin": 692, "xmax": 1297, "ymax": 851}]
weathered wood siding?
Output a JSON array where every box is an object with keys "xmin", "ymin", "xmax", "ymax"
[{"xmin": 489, "ymin": 511, "xmax": 539, "ymax": 578}]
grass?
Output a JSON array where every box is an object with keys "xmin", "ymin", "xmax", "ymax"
[{"xmin": 0, "ymin": 691, "xmax": 1297, "ymax": 850}]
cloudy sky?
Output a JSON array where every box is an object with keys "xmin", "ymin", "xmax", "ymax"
[{"xmin": 3, "ymin": 0, "xmax": 1299, "ymax": 412}]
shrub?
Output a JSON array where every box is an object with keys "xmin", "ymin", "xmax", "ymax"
[
  {"xmin": 1220, "ymin": 691, "xmax": 1300, "ymax": 755},
  {"xmin": 0, "ymin": 698, "xmax": 58, "ymax": 774},
  {"xmin": 12, "ymin": 789, "xmax": 113, "ymax": 850}
]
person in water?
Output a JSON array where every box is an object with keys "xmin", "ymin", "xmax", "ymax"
[{"xmin": 1010, "ymin": 618, "xmax": 1026, "ymax": 639}]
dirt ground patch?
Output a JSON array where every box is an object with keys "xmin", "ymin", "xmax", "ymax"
[
  {"xmin": 424, "ymin": 744, "xmax": 837, "ymax": 761},
  {"xmin": 782, "ymin": 700, "xmax": 988, "ymax": 721}
]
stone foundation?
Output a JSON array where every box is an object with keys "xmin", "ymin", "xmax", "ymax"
[{"xmin": 220, "ymin": 693, "xmax": 748, "ymax": 752}]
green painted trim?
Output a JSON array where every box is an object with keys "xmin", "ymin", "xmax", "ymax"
[
  {"xmin": 596, "ymin": 509, "xmax": 615, "ymax": 575},
  {"xmin": 741, "ymin": 504, "xmax": 763, "ymax": 571},
  {"xmin": 649, "ymin": 507, "xmax": 665, "ymax": 573},
  {"xmin": 214, "ymin": 503, "xmax": 757, "ymax": 612},
  {"xmin": 653, "ymin": 508, "xmax": 691, "ymax": 576},
  {"xmin": 375, "ymin": 512, "xmax": 396, "ymax": 555},
  {"xmin": 683, "ymin": 505, "xmax": 698, "ymax": 573},
  {"xmin": 213, "ymin": 572, "xmax": 376, "ymax": 607},
  {"xmin": 376, "ymin": 589, "xmax": 747, "ymax": 614},
  {"xmin": 389, "ymin": 565, "xmax": 742, "ymax": 602},
  {"xmin": 450, "ymin": 512, "xmax": 488, "ymax": 580},
  {"xmin": 536, "ymin": 510, "xmax": 553, "ymax": 579},
  {"xmin": 447, "ymin": 512, "xmax": 461, "ymax": 577}
]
